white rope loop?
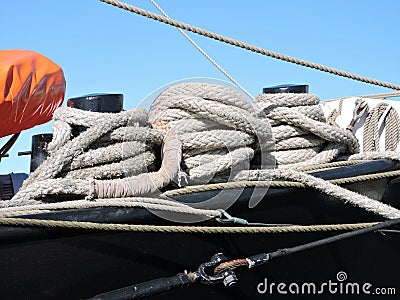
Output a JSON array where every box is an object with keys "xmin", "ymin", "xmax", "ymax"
[
  {"xmin": 92, "ymin": 128, "xmax": 182, "ymax": 198},
  {"xmin": 254, "ymin": 93, "xmax": 359, "ymax": 169},
  {"xmin": 6, "ymin": 107, "xmax": 181, "ymax": 208},
  {"xmin": 149, "ymin": 82, "xmax": 274, "ymax": 184}
]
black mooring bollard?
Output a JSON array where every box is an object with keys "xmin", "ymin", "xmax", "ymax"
[
  {"xmin": 67, "ymin": 93, "xmax": 123, "ymax": 113},
  {"xmin": 263, "ymin": 84, "xmax": 309, "ymax": 94},
  {"xmin": 29, "ymin": 94, "xmax": 124, "ymax": 172},
  {"xmin": 67, "ymin": 93, "xmax": 124, "ymax": 135},
  {"xmin": 30, "ymin": 134, "xmax": 53, "ymax": 172}
]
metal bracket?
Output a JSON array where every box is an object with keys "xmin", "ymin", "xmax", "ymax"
[
  {"xmin": 193, "ymin": 253, "xmax": 238, "ymax": 287},
  {"xmin": 215, "ymin": 209, "xmax": 248, "ymax": 225},
  {"xmin": 347, "ymin": 98, "xmax": 368, "ymax": 131}
]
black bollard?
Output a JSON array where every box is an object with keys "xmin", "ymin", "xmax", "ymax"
[
  {"xmin": 30, "ymin": 134, "xmax": 53, "ymax": 172},
  {"xmin": 263, "ymin": 84, "xmax": 309, "ymax": 94},
  {"xmin": 67, "ymin": 93, "xmax": 124, "ymax": 135},
  {"xmin": 67, "ymin": 93, "xmax": 123, "ymax": 113},
  {"xmin": 28, "ymin": 94, "xmax": 124, "ymax": 172}
]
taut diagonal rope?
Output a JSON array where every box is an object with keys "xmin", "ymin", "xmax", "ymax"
[
  {"xmin": 100, "ymin": 0, "xmax": 400, "ymax": 91},
  {"xmin": 148, "ymin": 0, "xmax": 254, "ymax": 100}
]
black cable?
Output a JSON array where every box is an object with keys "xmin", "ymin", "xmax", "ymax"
[
  {"xmin": 378, "ymin": 229, "xmax": 400, "ymax": 234},
  {"xmin": 247, "ymin": 217, "xmax": 400, "ymax": 267},
  {"xmin": 88, "ymin": 217, "xmax": 400, "ymax": 299},
  {"xmin": 87, "ymin": 273, "xmax": 190, "ymax": 300}
]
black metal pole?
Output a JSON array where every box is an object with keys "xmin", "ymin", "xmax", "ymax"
[
  {"xmin": 87, "ymin": 273, "xmax": 191, "ymax": 300},
  {"xmin": 247, "ymin": 217, "xmax": 400, "ymax": 267}
]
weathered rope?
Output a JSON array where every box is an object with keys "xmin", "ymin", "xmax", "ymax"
[
  {"xmin": 162, "ymin": 168, "xmax": 400, "ymax": 220},
  {"xmin": 0, "ymin": 217, "xmax": 379, "ymax": 233},
  {"xmin": 149, "ymin": 82, "xmax": 274, "ymax": 185},
  {"xmin": 0, "ymin": 198, "xmax": 221, "ymax": 218},
  {"xmin": 22, "ymin": 108, "xmax": 148, "ymax": 187},
  {"xmin": 99, "ymin": 0, "xmax": 400, "ymax": 91},
  {"xmin": 326, "ymin": 98, "xmax": 344, "ymax": 127},
  {"xmin": 148, "ymin": 0, "xmax": 253, "ymax": 100},
  {"xmin": 363, "ymin": 102, "xmax": 400, "ymax": 151},
  {"xmin": 5, "ymin": 107, "xmax": 185, "ymax": 211},
  {"xmin": 4, "ymin": 82, "xmax": 400, "ymax": 224},
  {"xmin": 297, "ymin": 159, "xmax": 369, "ymax": 172},
  {"xmin": 325, "ymin": 98, "xmax": 400, "ymax": 152},
  {"xmin": 254, "ymin": 93, "xmax": 359, "ymax": 169},
  {"xmin": 234, "ymin": 169, "xmax": 400, "ymax": 219},
  {"xmin": 163, "ymin": 169, "xmax": 400, "ymax": 197}
]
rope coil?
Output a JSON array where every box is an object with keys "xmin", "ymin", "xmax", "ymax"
[
  {"xmin": 149, "ymin": 82, "xmax": 274, "ymax": 185},
  {"xmin": 254, "ymin": 93, "xmax": 359, "ymax": 169},
  {"xmin": 2, "ymin": 82, "xmax": 400, "ymax": 223}
]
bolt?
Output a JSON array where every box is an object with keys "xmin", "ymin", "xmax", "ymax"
[
  {"xmin": 211, "ymin": 253, "xmax": 227, "ymax": 263},
  {"xmin": 222, "ymin": 271, "xmax": 238, "ymax": 287}
]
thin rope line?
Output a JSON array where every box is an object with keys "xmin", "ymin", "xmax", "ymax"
[
  {"xmin": 327, "ymin": 92, "xmax": 400, "ymax": 103},
  {"xmin": 100, "ymin": 0, "xmax": 400, "ymax": 91},
  {"xmin": 297, "ymin": 160, "xmax": 369, "ymax": 172},
  {"xmin": 358, "ymin": 91, "xmax": 400, "ymax": 99},
  {"xmin": 148, "ymin": 0, "xmax": 254, "ymax": 100},
  {"xmin": 0, "ymin": 217, "xmax": 378, "ymax": 233},
  {"xmin": 329, "ymin": 170, "xmax": 400, "ymax": 185},
  {"xmin": 163, "ymin": 169, "xmax": 400, "ymax": 197}
]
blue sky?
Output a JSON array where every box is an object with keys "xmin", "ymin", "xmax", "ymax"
[{"xmin": 1, "ymin": 0, "xmax": 399, "ymax": 174}]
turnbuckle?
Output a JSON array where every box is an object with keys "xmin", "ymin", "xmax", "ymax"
[
  {"xmin": 346, "ymin": 98, "xmax": 368, "ymax": 132},
  {"xmin": 192, "ymin": 253, "xmax": 238, "ymax": 287}
]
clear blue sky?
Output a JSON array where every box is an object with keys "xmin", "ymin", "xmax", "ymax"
[{"xmin": 1, "ymin": 0, "xmax": 399, "ymax": 174}]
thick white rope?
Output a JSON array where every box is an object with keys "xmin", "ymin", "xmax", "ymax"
[
  {"xmin": 149, "ymin": 82, "xmax": 274, "ymax": 185},
  {"xmin": 6, "ymin": 108, "xmax": 184, "ymax": 210},
  {"xmin": 3, "ymin": 82, "xmax": 400, "ymax": 223},
  {"xmin": 233, "ymin": 169, "xmax": 400, "ymax": 219},
  {"xmin": 147, "ymin": 83, "xmax": 400, "ymax": 219},
  {"xmin": 358, "ymin": 91, "xmax": 400, "ymax": 99},
  {"xmin": 349, "ymin": 151, "xmax": 400, "ymax": 162},
  {"xmin": 254, "ymin": 93, "xmax": 358, "ymax": 169},
  {"xmin": 21, "ymin": 108, "xmax": 148, "ymax": 187}
]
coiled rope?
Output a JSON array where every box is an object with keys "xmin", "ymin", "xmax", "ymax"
[
  {"xmin": 5, "ymin": 106, "xmax": 221, "ymax": 219},
  {"xmin": 149, "ymin": 82, "xmax": 274, "ymax": 184},
  {"xmin": 254, "ymin": 93, "xmax": 359, "ymax": 169},
  {"xmin": 363, "ymin": 102, "xmax": 400, "ymax": 151},
  {"xmin": 2, "ymin": 82, "xmax": 400, "ymax": 221},
  {"xmin": 327, "ymin": 98, "xmax": 400, "ymax": 152}
]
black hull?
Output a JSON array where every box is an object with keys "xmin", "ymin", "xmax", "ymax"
[
  {"xmin": 1, "ymin": 230, "xmax": 399, "ymax": 299},
  {"xmin": 0, "ymin": 160, "xmax": 399, "ymax": 299}
]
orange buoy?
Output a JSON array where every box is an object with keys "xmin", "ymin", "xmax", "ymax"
[{"xmin": 0, "ymin": 50, "xmax": 66, "ymax": 138}]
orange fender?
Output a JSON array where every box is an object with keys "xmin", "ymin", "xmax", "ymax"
[{"xmin": 0, "ymin": 50, "xmax": 66, "ymax": 138}]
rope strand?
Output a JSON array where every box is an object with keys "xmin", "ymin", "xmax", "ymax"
[
  {"xmin": 0, "ymin": 217, "xmax": 378, "ymax": 234},
  {"xmin": 100, "ymin": 0, "xmax": 400, "ymax": 90},
  {"xmin": 148, "ymin": 0, "xmax": 254, "ymax": 100}
]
